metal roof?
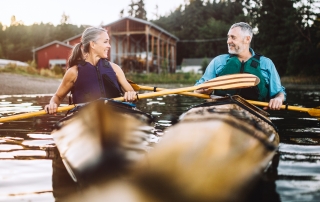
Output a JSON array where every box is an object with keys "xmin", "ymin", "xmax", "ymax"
[
  {"xmin": 63, "ymin": 17, "xmax": 179, "ymax": 43},
  {"xmin": 103, "ymin": 16, "xmax": 179, "ymax": 41},
  {"xmin": 63, "ymin": 34, "xmax": 82, "ymax": 43},
  {"xmin": 33, "ymin": 40, "xmax": 74, "ymax": 52}
]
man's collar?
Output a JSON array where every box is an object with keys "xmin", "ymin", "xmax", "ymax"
[{"xmin": 249, "ymin": 48, "xmax": 255, "ymax": 56}]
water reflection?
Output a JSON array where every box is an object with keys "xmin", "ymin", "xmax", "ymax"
[{"xmin": 0, "ymin": 89, "xmax": 319, "ymax": 201}]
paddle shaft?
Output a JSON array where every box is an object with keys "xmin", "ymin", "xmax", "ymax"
[
  {"xmin": 0, "ymin": 105, "xmax": 75, "ymax": 123},
  {"xmin": 247, "ymin": 100, "xmax": 320, "ymax": 116},
  {"xmin": 136, "ymin": 85, "xmax": 320, "ymax": 117}
]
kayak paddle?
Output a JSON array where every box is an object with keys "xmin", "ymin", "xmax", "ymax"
[
  {"xmin": 130, "ymin": 82, "xmax": 320, "ymax": 117},
  {"xmin": 0, "ymin": 73, "xmax": 259, "ymax": 123}
]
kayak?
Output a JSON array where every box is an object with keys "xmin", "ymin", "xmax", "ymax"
[
  {"xmin": 128, "ymin": 95, "xmax": 279, "ymax": 201},
  {"xmin": 51, "ymin": 99, "xmax": 154, "ymax": 183},
  {"xmin": 61, "ymin": 95, "xmax": 279, "ymax": 202}
]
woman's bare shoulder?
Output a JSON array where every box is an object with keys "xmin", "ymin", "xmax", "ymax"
[
  {"xmin": 109, "ymin": 62, "xmax": 123, "ymax": 73},
  {"xmin": 109, "ymin": 61, "xmax": 120, "ymax": 69},
  {"xmin": 63, "ymin": 66, "xmax": 78, "ymax": 82}
]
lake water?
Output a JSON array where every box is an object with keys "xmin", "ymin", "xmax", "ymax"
[{"xmin": 0, "ymin": 88, "xmax": 319, "ymax": 202}]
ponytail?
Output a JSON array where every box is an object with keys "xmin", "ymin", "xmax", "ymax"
[{"xmin": 67, "ymin": 43, "xmax": 83, "ymax": 69}]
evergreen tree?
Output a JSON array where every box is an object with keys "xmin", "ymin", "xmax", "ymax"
[
  {"xmin": 128, "ymin": 0, "xmax": 147, "ymax": 20},
  {"xmin": 1, "ymin": 22, "xmax": 84, "ymax": 62},
  {"xmin": 286, "ymin": 0, "xmax": 320, "ymax": 75},
  {"xmin": 244, "ymin": 0, "xmax": 320, "ymax": 76},
  {"xmin": 60, "ymin": 12, "xmax": 70, "ymax": 24},
  {"xmin": 119, "ymin": 9, "xmax": 124, "ymax": 18},
  {"xmin": 253, "ymin": 0, "xmax": 298, "ymax": 76},
  {"xmin": 153, "ymin": 0, "xmax": 248, "ymax": 63}
]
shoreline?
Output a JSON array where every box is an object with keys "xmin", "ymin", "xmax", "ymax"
[
  {"xmin": 282, "ymin": 83, "xmax": 320, "ymax": 90},
  {"xmin": 0, "ymin": 72, "xmax": 319, "ymax": 95},
  {"xmin": 0, "ymin": 73, "xmax": 61, "ymax": 95}
]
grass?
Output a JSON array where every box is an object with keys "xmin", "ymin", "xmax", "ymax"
[
  {"xmin": 0, "ymin": 64, "xmax": 201, "ymax": 84},
  {"xmin": 0, "ymin": 63, "xmax": 64, "ymax": 78},
  {"xmin": 126, "ymin": 72, "xmax": 201, "ymax": 84},
  {"xmin": 281, "ymin": 76, "xmax": 320, "ymax": 85}
]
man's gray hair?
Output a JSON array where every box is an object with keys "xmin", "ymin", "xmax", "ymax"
[{"xmin": 230, "ymin": 22, "xmax": 253, "ymax": 39}]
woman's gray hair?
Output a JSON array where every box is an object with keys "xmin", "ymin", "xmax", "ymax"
[
  {"xmin": 67, "ymin": 27, "xmax": 107, "ymax": 68},
  {"xmin": 230, "ymin": 22, "xmax": 253, "ymax": 39},
  {"xmin": 81, "ymin": 27, "xmax": 107, "ymax": 53}
]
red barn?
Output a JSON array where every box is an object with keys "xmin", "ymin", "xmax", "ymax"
[{"xmin": 33, "ymin": 40, "xmax": 73, "ymax": 69}]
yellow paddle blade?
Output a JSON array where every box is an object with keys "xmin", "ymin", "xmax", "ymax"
[{"xmin": 127, "ymin": 79, "xmax": 141, "ymax": 91}]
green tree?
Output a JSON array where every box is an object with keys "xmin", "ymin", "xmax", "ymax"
[
  {"xmin": 128, "ymin": 0, "xmax": 147, "ymax": 20},
  {"xmin": 60, "ymin": 12, "xmax": 70, "ymax": 24},
  {"xmin": 119, "ymin": 9, "xmax": 124, "ymax": 18},
  {"xmin": 197, "ymin": 18, "xmax": 230, "ymax": 57},
  {"xmin": 0, "ymin": 23, "xmax": 5, "ymax": 58},
  {"xmin": 201, "ymin": 58, "xmax": 209, "ymax": 73},
  {"xmin": 286, "ymin": 0, "xmax": 320, "ymax": 75},
  {"xmin": 1, "ymin": 21, "xmax": 84, "ymax": 62},
  {"xmin": 244, "ymin": 0, "xmax": 320, "ymax": 76},
  {"xmin": 253, "ymin": 0, "xmax": 298, "ymax": 76},
  {"xmin": 0, "ymin": 44, "xmax": 4, "ymax": 58},
  {"xmin": 153, "ymin": 0, "xmax": 247, "ymax": 63}
]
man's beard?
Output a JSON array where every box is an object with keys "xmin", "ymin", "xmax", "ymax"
[{"xmin": 228, "ymin": 42, "xmax": 246, "ymax": 55}]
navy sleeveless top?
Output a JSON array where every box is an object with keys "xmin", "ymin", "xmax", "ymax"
[{"xmin": 71, "ymin": 59, "xmax": 122, "ymax": 104}]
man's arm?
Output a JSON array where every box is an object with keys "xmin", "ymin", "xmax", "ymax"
[
  {"xmin": 260, "ymin": 57, "xmax": 286, "ymax": 110},
  {"xmin": 194, "ymin": 56, "xmax": 227, "ymax": 94},
  {"xmin": 264, "ymin": 92, "xmax": 285, "ymax": 110}
]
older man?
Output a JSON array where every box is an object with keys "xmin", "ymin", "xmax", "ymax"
[{"xmin": 195, "ymin": 22, "xmax": 286, "ymax": 110}]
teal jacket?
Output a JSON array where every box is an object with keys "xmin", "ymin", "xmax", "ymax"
[{"xmin": 195, "ymin": 49, "xmax": 286, "ymax": 100}]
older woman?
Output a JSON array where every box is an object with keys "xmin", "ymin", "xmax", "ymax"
[{"xmin": 45, "ymin": 27, "xmax": 137, "ymax": 114}]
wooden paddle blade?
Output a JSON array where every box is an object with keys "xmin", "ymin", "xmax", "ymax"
[
  {"xmin": 204, "ymin": 73, "xmax": 260, "ymax": 86},
  {"xmin": 114, "ymin": 73, "xmax": 259, "ymax": 102},
  {"xmin": 0, "ymin": 105, "xmax": 75, "ymax": 123},
  {"xmin": 308, "ymin": 108, "xmax": 320, "ymax": 117},
  {"xmin": 207, "ymin": 80, "xmax": 258, "ymax": 90}
]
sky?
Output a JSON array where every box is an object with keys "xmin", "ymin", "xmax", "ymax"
[{"xmin": 0, "ymin": 0, "xmax": 187, "ymax": 27}]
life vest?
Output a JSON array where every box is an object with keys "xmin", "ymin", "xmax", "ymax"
[
  {"xmin": 71, "ymin": 59, "xmax": 122, "ymax": 104},
  {"xmin": 214, "ymin": 54, "xmax": 269, "ymax": 101}
]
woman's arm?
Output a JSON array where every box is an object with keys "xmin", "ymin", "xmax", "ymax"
[
  {"xmin": 45, "ymin": 66, "xmax": 78, "ymax": 114},
  {"xmin": 110, "ymin": 62, "xmax": 137, "ymax": 102}
]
